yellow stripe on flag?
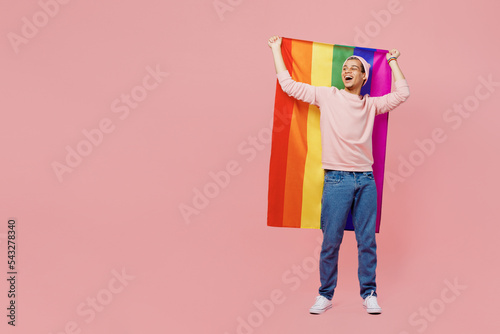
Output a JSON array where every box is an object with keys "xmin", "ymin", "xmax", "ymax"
[{"xmin": 300, "ymin": 42, "xmax": 333, "ymax": 228}]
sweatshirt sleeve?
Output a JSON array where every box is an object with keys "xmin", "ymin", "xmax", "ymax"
[
  {"xmin": 372, "ymin": 79, "xmax": 410, "ymax": 115},
  {"xmin": 277, "ymin": 70, "xmax": 320, "ymax": 106}
]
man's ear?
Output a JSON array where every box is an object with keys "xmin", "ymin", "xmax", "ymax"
[{"xmin": 362, "ymin": 73, "xmax": 367, "ymax": 85}]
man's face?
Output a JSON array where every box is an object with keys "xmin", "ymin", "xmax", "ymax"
[{"xmin": 342, "ymin": 59, "xmax": 366, "ymax": 89}]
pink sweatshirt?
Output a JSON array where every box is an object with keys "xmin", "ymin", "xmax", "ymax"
[{"xmin": 277, "ymin": 70, "xmax": 410, "ymax": 171}]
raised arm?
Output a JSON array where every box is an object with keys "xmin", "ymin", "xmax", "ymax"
[
  {"xmin": 268, "ymin": 36, "xmax": 287, "ymax": 74},
  {"xmin": 372, "ymin": 49, "xmax": 410, "ymax": 114},
  {"xmin": 386, "ymin": 49, "xmax": 405, "ymax": 82},
  {"xmin": 268, "ymin": 35, "xmax": 327, "ymax": 106}
]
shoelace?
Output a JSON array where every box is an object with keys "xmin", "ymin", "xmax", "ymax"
[
  {"xmin": 365, "ymin": 291, "xmax": 379, "ymax": 307},
  {"xmin": 316, "ymin": 296, "xmax": 329, "ymax": 305}
]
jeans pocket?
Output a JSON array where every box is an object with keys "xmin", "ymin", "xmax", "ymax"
[
  {"xmin": 362, "ymin": 172, "xmax": 374, "ymax": 180},
  {"xmin": 324, "ymin": 171, "xmax": 343, "ymax": 184}
]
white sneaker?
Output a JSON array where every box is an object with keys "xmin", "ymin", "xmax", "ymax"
[
  {"xmin": 309, "ymin": 295, "xmax": 332, "ymax": 314},
  {"xmin": 363, "ymin": 291, "xmax": 382, "ymax": 314}
]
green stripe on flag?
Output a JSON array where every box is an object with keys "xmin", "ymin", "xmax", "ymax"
[{"xmin": 331, "ymin": 45, "xmax": 354, "ymax": 89}]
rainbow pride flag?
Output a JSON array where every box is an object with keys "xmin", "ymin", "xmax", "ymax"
[{"xmin": 267, "ymin": 37, "xmax": 393, "ymax": 233}]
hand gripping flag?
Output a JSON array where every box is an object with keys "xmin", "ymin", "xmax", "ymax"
[{"xmin": 267, "ymin": 37, "xmax": 393, "ymax": 233}]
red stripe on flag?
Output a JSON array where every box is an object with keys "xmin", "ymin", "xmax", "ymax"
[{"xmin": 267, "ymin": 38, "xmax": 294, "ymax": 227}]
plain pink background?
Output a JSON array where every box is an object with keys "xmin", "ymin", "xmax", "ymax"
[{"xmin": 1, "ymin": 0, "xmax": 499, "ymax": 333}]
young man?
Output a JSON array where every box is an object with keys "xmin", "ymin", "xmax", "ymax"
[{"xmin": 268, "ymin": 36, "xmax": 410, "ymax": 315}]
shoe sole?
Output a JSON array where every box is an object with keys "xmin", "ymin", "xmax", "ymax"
[
  {"xmin": 309, "ymin": 304, "xmax": 332, "ymax": 314},
  {"xmin": 363, "ymin": 306, "xmax": 382, "ymax": 314}
]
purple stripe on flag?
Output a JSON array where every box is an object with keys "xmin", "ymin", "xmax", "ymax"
[{"xmin": 371, "ymin": 50, "xmax": 392, "ymax": 232}]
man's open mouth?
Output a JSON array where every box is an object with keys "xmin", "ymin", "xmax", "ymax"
[{"xmin": 344, "ymin": 75, "xmax": 353, "ymax": 82}]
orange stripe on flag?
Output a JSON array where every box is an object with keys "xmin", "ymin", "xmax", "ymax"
[{"xmin": 282, "ymin": 39, "xmax": 312, "ymax": 228}]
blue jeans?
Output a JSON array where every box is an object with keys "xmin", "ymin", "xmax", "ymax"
[{"xmin": 319, "ymin": 170, "xmax": 378, "ymax": 300}]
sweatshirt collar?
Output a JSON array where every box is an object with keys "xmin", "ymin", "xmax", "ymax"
[{"xmin": 340, "ymin": 89, "xmax": 365, "ymax": 100}]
